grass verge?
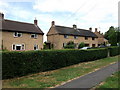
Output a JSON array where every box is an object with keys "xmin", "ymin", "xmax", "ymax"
[
  {"xmin": 95, "ymin": 71, "xmax": 119, "ymax": 88},
  {"xmin": 3, "ymin": 56, "xmax": 119, "ymax": 88}
]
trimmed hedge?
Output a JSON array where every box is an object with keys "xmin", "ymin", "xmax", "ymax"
[
  {"xmin": 2, "ymin": 48, "xmax": 108, "ymax": 79},
  {"xmin": 108, "ymin": 46, "xmax": 120, "ymax": 56}
]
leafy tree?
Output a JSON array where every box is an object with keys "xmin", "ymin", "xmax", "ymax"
[
  {"xmin": 78, "ymin": 42, "xmax": 85, "ymax": 49},
  {"xmin": 104, "ymin": 26, "xmax": 115, "ymax": 40},
  {"xmin": 104, "ymin": 26, "xmax": 119, "ymax": 46}
]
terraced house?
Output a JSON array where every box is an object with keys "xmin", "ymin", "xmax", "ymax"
[
  {"xmin": 94, "ymin": 28, "xmax": 108, "ymax": 46},
  {"xmin": 0, "ymin": 13, "xmax": 44, "ymax": 51},
  {"xmin": 47, "ymin": 21, "xmax": 99, "ymax": 49}
]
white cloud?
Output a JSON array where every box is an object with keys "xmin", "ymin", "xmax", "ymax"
[
  {"xmin": 0, "ymin": 1, "xmax": 9, "ymax": 13},
  {"xmin": 33, "ymin": 0, "xmax": 90, "ymax": 12}
]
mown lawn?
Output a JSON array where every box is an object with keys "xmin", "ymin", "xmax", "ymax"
[
  {"xmin": 3, "ymin": 56, "xmax": 119, "ymax": 88},
  {"xmin": 96, "ymin": 71, "xmax": 119, "ymax": 88}
]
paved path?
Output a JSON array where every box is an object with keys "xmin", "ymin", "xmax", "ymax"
[{"xmin": 53, "ymin": 61, "xmax": 119, "ymax": 89}]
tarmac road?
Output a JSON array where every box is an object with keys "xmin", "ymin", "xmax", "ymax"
[{"xmin": 54, "ymin": 61, "xmax": 119, "ymax": 89}]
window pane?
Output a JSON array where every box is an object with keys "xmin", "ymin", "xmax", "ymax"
[
  {"xmin": 85, "ymin": 37, "xmax": 88, "ymax": 40},
  {"xmin": 22, "ymin": 44, "xmax": 24, "ymax": 50},
  {"xmin": 34, "ymin": 45, "xmax": 38, "ymax": 50},
  {"xmin": 13, "ymin": 45, "xmax": 15, "ymax": 50},
  {"xmin": 35, "ymin": 34, "xmax": 37, "ymax": 38},
  {"xmin": 16, "ymin": 46, "xmax": 21, "ymax": 50},
  {"xmin": 31, "ymin": 34, "xmax": 37, "ymax": 38},
  {"xmin": 74, "ymin": 36, "xmax": 78, "ymax": 39},
  {"xmin": 64, "ymin": 35, "xmax": 68, "ymax": 38},
  {"xmin": 14, "ymin": 32, "xmax": 17, "ymax": 36},
  {"xmin": 18, "ymin": 33, "xmax": 21, "ymax": 37},
  {"xmin": 92, "ymin": 37, "xmax": 95, "ymax": 40},
  {"xmin": 31, "ymin": 34, "xmax": 34, "ymax": 38}
]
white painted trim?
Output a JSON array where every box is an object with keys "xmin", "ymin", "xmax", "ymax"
[
  {"xmin": 13, "ymin": 32, "xmax": 22, "ymax": 37},
  {"xmin": 12, "ymin": 43, "xmax": 25, "ymax": 51},
  {"xmin": 31, "ymin": 34, "xmax": 38, "ymax": 39}
]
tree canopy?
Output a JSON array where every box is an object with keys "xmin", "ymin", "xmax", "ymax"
[{"xmin": 104, "ymin": 26, "xmax": 120, "ymax": 46}]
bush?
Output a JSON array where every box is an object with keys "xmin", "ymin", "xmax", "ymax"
[
  {"xmin": 2, "ymin": 48, "xmax": 108, "ymax": 79},
  {"xmin": 64, "ymin": 45, "xmax": 75, "ymax": 49},
  {"xmin": 78, "ymin": 42, "xmax": 85, "ymax": 49},
  {"xmin": 108, "ymin": 46, "xmax": 120, "ymax": 56},
  {"xmin": 64, "ymin": 41, "xmax": 75, "ymax": 49}
]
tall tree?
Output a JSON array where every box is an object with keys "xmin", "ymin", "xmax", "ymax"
[{"xmin": 104, "ymin": 26, "xmax": 119, "ymax": 46}]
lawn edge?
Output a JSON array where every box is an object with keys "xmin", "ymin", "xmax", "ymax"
[{"xmin": 50, "ymin": 61, "xmax": 118, "ymax": 88}]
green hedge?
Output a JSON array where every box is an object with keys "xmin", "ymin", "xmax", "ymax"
[
  {"xmin": 108, "ymin": 46, "xmax": 120, "ymax": 56},
  {"xmin": 2, "ymin": 48, "xmax": 108, "ymax": 79}
]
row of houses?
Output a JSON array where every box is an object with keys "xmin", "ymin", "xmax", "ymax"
[{"xmin": 0, "ymin": 13, "xmax": 107, "ymax": 51}]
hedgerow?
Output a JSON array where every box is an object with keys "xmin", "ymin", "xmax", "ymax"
[
  {"xmin": 108, "ymin": 46, "xmax": 120, "ymax": 56},
  {"xmin": 2, "ymin": 48, "xmax": 108, "ymax": 79}
]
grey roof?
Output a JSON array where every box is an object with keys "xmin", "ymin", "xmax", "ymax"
[
  {"xmin": 0, "ymin": 19, "xmax": 44, "ymax": 34},
  {"xmin": 53, "ymin": 25, "xmax": 97, "ymax": 38}
]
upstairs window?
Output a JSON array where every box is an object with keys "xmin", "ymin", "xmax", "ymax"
[
  {"xmin": 64, "ymin": 35, "xmax": 68, "ymax": 38},
  {"xmin": 31, "ymin": 34, "xmax": 38, "ymax": 38},
  {"xmin": 34, "ymin": 44, "xmax": 38, "ymax": 50},
  {"xmin": 74, "ymin": 36, "xmax": 78, "ymax": 39},
  {"xmin": 85, "ymin": 37, "xmax": 88, "ymax": 40},
  {"xmin": 14, "ymin": 32, "xmax": 22, "ymax": 37},
  {"xmin": 92, "ymin": 37, "xmax": 95, "ymax": 40}
]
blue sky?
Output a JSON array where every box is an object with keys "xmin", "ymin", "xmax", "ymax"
[{"xmin": 0, "ymin": 0, "xmax": 119, "ymax": 41}]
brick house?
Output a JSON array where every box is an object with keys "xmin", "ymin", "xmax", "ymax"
[
  {"xmin": 0, "ymin": 13, "xmax": 44, "ymax": 51},
  {"xmin": 47, "ymin": 21, "xmax": 98, "ymax": 49},
  {"xmin": 94, "ymin": 28, "xmax": 108, "ymax": 46}
]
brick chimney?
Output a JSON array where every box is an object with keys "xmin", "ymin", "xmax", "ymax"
[
  {"xmin": 99, "ymin": 31, "xmax": 101, "ymax": 34},
  {"xmin": 73, "ymin": 24, "xmax": 77, "ymax": 29},
  {"xmin": 0, "ymin": 13, "xmax": 4, "ymax": 20},
  {"xmin": 95, "ymin": 28, "xmax": 98, "ymax": 32},
  {"xmin": 34, "ymin": 18, "xmax": 37, "ymax": 25},
  {"xmin": 51, "ymin": 21, "xmax": 55, "ymax": 26},
  {"xmin": 89, "ymin": 27, "xmax": 92, "ymax": 31}
]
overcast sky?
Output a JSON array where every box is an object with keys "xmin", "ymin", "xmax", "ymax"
[{"xmin": 0, "ymin": 0, "xmax": 119, "ymax": 41}]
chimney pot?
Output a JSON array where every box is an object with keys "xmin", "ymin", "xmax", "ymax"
[
  {"xmin": 95, "ymin": 28, "xmax": 98, "ymax": 32},
  {"xmin": 34, "ymin": 18, "xmax": 37, "ymax": 25},
  {"xmin": 89, "ymin": 27, "xmax": 92, "ymax": 31},
  {"xmin": 51, "ymin": 21, "xmax": 55, "ymax": 26},
  {"xmin": 99, "ymin": 31, "xmax": 101, "ymax": 34},
  {"xmin": 0, "ymin": 13, "xmax": 4, "ymax": 19},
  {"xmin": 73, "ymin": 24, "xmax": 77, "ymax": 29}
]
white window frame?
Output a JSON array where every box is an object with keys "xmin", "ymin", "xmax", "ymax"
[
  {"xmin": 74, "ymin": 36, "xmax": 78, "ymax": 39},
  {"xmin": 92, "ymin": 37, "xmax": 95, "ymax": 40},
  {"xmin": 64, "ymin": 35, "xmax": 68, "ymax": 38},
  {"xmin": 12, "ymin": 44, "xmax": 25, "ymax": 51},
  {"xmin": 85, "ymin": 37, "xmax": 88, "ymax": 40},
  {"xmin": 13, "ymin": 32, "xmax": 22, "ymax": 37},
  {"xmin": 31, "ymin": 34, "xmax": 38, "ymax": 39},
  {"xmin": 34, "ymin": 44, "xmax": 39, "ymax": 50},
  {"xmin": 63, "ymin": 43, "xmax": 67, "ymax": 47}
]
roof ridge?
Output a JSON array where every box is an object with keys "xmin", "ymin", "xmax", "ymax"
[
  {"xmin": 55, "ymin": 25, "xmax": 89, "ymax": 31},
  {"xmin": 4, "ymin": 19, "xmax": 34, "ymax": 25}
]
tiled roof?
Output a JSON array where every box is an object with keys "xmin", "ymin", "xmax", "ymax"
[
  {"xmin": 0, "ymin": 19, "xmax": 44, "ymax": 34},
  {"xmin": 94, "ymin": 32, "xmax": 104, "ymax": 38},
  {"xmin": 52, "ymin": 25, "xmax": 98, "ymax": 38}
]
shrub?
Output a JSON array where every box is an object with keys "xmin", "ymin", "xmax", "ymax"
[
  {"xmin": 64, "ymin": 41, "xmax": 75, "ymax": 49},
  {"xmin": 64, "ymin": 45, "xmax": 75, "ymax": 49},
  {"xmin": 108, "ymin": 46, "xmax": 120, "ymax": 56},
  {"xmin": 2, "ymin": 48, "xmax": 108, "ymax": 79},
  {"xmin": 78, "ymin": 42, "xmax": 85, "ymax": 49}
]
